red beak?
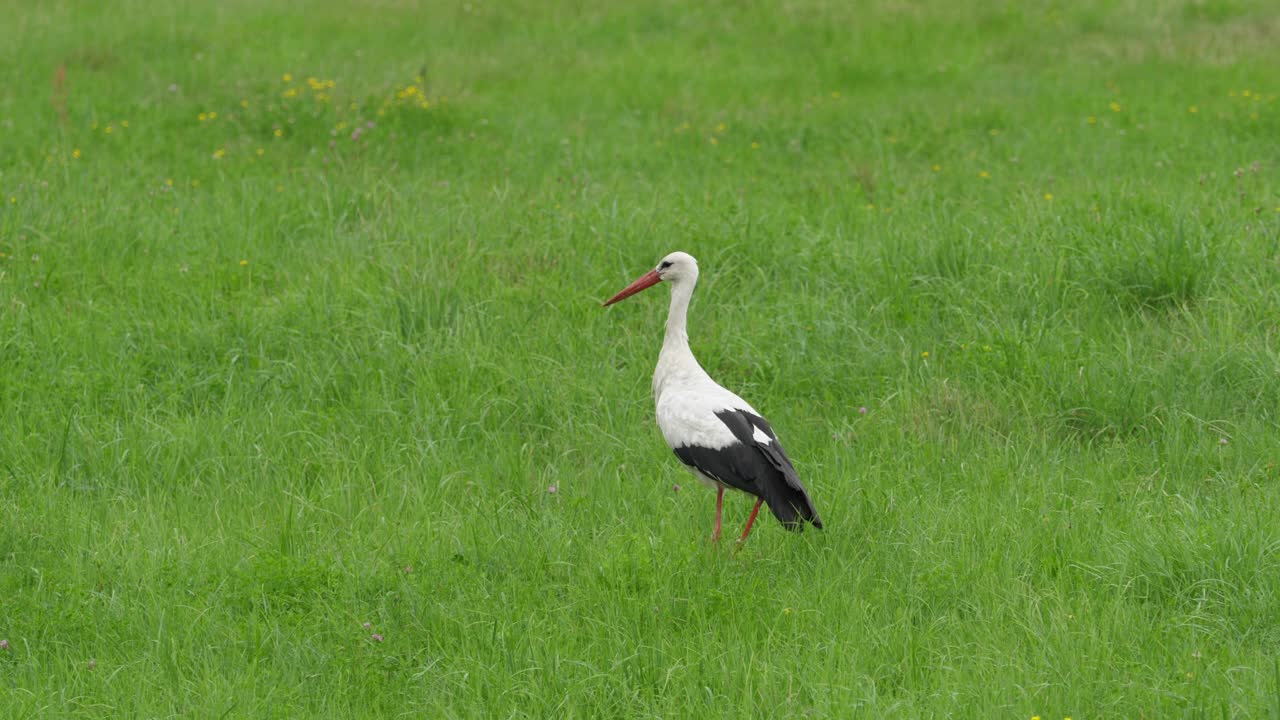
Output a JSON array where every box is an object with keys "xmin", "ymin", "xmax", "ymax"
[{"xmin": 603, "ymin": 269, "xmax": 662, "ymax": 306}]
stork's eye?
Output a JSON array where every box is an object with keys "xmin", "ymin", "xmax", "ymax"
[{"xmin": 658, "ymin": 260, "xmax": 673, "ymax": 270}]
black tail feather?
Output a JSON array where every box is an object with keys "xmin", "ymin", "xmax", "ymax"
[
  {"xmin": 749, "ymin": 428, "xmax": 822, "ymax": 532},
  {"xmin": 759, "ymin": 479, "xmax": 823, "ymax": 531}
]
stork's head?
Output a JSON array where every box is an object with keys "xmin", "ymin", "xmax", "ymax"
[{"xmin": 603, "ymin": 251, "xmax": 698, "ymax": 306}]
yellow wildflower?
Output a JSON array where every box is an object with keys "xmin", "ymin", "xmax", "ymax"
[
  {"xmin": 198, "ymin": 112, "xmax": 208, "ymax": 122},
  {"xmin": 282, "ymin": 73, "xmax": 292, "ymax": 82},
  {"xmin": 274, "ymin": 128, "xmax": 283, "ymax": 137},
  {"xmin": 240, "ymin": 99, "xmax": 249, "ymax": 108},
  {"xmin": 104, "ymin": 125, "xmax": 113, "ymax": 134},
  {"xmin": 979, "ymin": 170, "xmax": 990, "ymax": 179},
  {"xmin": 165, "ymin": 178, "xmax": 174, "ymax": 186},
  {"xmin": 121, "ymin": 120, "xmax": 129, "ymax": 128},
  {"xmin": 1044, "ymin": 193, "xmax": 1054, "ymax": 200},
  {"xmin": 715, "ymin": 122, "xmax": 726, "ymax": 134},
  {"xmin": 283, "ymin": 88, "xmax": 298, "ymax": 98},
  {"xmin": 209, "ymin": 111, "xmax": 217, "ymax": 120},
  {"xmin": 1188, "ymin": 105, "xmax": 1198, "ymax": 113},
  {"xmin": 239, "ymin": 259, "xmax": 249, "ymax": 266},
  {"xmin": 1109, "ymin": 101, "xmax": 1121, "ymax": 112},
  {"xmin": 1087, "ymin": 116, "xmax": 1097, "ymax": 124},
  {"xmin": 922, "ymin": 351, "xmax": 930, "ymax": 358},
  {"xmin": 256, "ymin": 148, "xmax": 264, "ymax": 156},
  {"xmin": 213, "ymin": 148, "xmax": 226, "ymax": 159},
  {"xmin": 751, "ymin": 141, "xmax": 760, "ymax": 150},
  {"xmin": 72, "ymin": 148, "xmax": 81, "ymax": 159},
  {"xmin": 931, "ymin": 164, "xmax": 941, "ymax": 172}
]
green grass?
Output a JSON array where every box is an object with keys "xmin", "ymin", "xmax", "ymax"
[{"xmin": 3, "ymin": 0, "xmax": 1280, "ymax": 716}]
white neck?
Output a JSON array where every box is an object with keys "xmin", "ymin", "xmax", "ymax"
[
  {"xmin": 664, "ymin": 276, "xmax": 693, "ymax": 348},
  {"xmin": 653, "ymin": 275, "xmax": 711, "ymax": 399}
]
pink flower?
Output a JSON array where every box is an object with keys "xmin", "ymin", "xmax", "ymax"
[
  {"xmin": 87, "ymin": 658, "xmax": 96, "ymax": 670},
  {"xmin": 858, "ymin": 406, "xmax": 868, "ymax": 415},
  {"xmin": 403, "ymin": 565, "xmax": 413, "ymax": 574},
  {"xmin": 362, "ymin": 622, "xmax": 372, "ymax": 630},
  {"xmin": 1219, "ymin": 437, "xmax": 1229, "ymax": 446},
  {"xmin": 547, "ymin": 484, "xmax": 558, "ymax": 494},
  {"xmin": 371, "ymin": 633, "xmax": 384, "ymax": 642},
  {"xmin": 0, "ymin": 639, "xmax": 8, "ymax": 651},
  {"xmin": 673, "ymin": 483, "xmax": 681, "ymax": 492}
]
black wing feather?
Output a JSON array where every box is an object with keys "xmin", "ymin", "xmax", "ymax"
[{"xmin": 672, "ymin": 409, "xmax": 823, "ymax": 531}]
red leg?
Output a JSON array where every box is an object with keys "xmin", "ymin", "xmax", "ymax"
[
  {"xmin": 711, "ymin": 487, "xmax": 724, "ymax": 542},
  {"xmin": 738, "ymin": 498, "xmax": 764, "ymax": 543}
]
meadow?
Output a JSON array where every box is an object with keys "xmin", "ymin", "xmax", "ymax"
[{"xmin": 2, "ymin": 0, "xmax": 1280, "ymax": 716}]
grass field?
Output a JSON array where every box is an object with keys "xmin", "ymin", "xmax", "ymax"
[{"xmin": 3, "ymin": 0, "xmax": 1280, "ymax": 716}]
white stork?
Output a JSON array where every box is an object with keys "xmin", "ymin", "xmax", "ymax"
[{"xmin": 604, "ymin": 251, "xmax": 823, "ymax": 543}]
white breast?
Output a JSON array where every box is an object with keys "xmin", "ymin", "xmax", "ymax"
[
  {"xmin": 655, "ymin": 381, "xmax": 757, "ymax": 451},
  {"xmin": 650, "ymin": 312, "xmax": 759, "ymax": 453}
]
